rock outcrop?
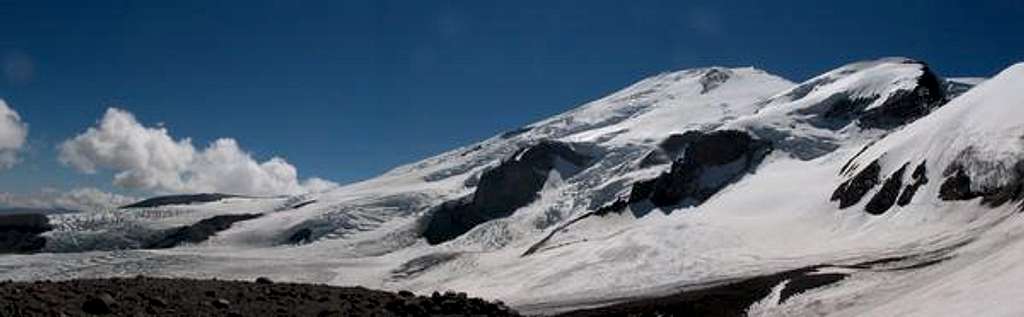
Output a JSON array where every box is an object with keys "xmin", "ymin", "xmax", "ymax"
[
  {"xmin": 630, "ymin": 130, "xmax": 771, "ymax": 209},
  {"xmin": 857, "ymin": 62, "xmax": 945, "ymax": 129},
  {"xmin": 808, "ymin": 60, "xmax": 946, "ymax": 130},
  {"xmin": 897, "ymin": 162, "xmax": 928, "ymax": 206},
  {"xmin": 122, "ymin": 193, "xmax": 239, "ymax": 209},
  {"xmin": 423, "ymin": 140, "xmax": 590, "ymax": 244},
  {"xmin": 939, "ymin": 161, "xmax": 1024, "ymax": 209},
  {"xmin": 144, "ymin": 214, "xmax": 262, "ymax": 249},
  {"xmin": 0, "ymin": 213, "xmax": 53, "ymax": 254},
  {"xmin": 832, "ymin": 160, "xmax": 881, "ymax": 209},
  {"xmin": 864, "ymin": 164, "xmax": 907, "ymax": 215}
]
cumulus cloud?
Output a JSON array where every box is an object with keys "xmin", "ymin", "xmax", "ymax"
[
  {"xmin": 0, "ymin": 187, "xmax": 137, "ymax": 212},
  {"xmin": 0, "ymin": 99, "xmax": 28, "ymax": 169},
  {"xmin": 59, "ymin": 108, "xmax": 337, "ymax": 196}
]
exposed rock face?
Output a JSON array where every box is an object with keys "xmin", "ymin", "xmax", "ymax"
[
  {"xmin": 942, "ymin": 78, "xmax": 982, "ymax": 99},
  {"xmin": 806, "ymin": 61, "xmax": 946, "ymax": 130},
  {"xmin": 638, "ymin": 131, "xmax": 703, "ymax": 168},
  {"xmin": 864, "ymin": 164, "xmax": 907, "ymax": 215},
  {"xmin": 699, "ymin": 68, "xmax": 732, "ymax": 94},
  {"xmin": 858, "ymin": 63, "xmax": 945, "ymax": 129},
  {"xmin": 0, "ymin": 207, "xmax": 78, "ymax": 215},
  {"xmin": 939, "ymin": 165, "xmax": 982, "ymax": 201},
  {"xmin": 897, "ymin": 162, "xmax": 928, "ymax": 206},
  {"xmin": 554, "ymin": 266, "xmax": 846, "ymax": 317},
  {"xmin": 939, "ymin": 161, "xmax": 1024, "ymax": 209},
  {"xmin": 122, "ymin": 193, "xmax": 238, "ymax": 209},
  {"xmin": 286, "ymin": 228, "xmax": 313, "ymax": 245},
  {"xmin": 391, "ymin": 252, "xmax": 461, "ymax": 280},
  {"xmin": 0, "ymin": 213, "xmax": 53, "ymax": 254},
  {"xmin": 423, "ymin": 140, "xmax": 590, "ymax": 244},
  {"xmin": 630, "ymin": 130, "xmax": 771, "ymax": 209},
  {"xmin": 144, "ymin": 214, "xmax": 262, "ymax": 249},
  {"xmin": 832, "ymin": 160, "xmax": 881, "ymax": 209}
]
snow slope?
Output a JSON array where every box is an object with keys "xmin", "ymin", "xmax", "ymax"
[{"xmin": 3, "ymin": 58, "xmax": 1023, "ymax": 316}]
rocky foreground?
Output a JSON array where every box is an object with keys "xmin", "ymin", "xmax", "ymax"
[{"xmin": 0, "ymin": 277, "xmax": 519, "ymax": 316}]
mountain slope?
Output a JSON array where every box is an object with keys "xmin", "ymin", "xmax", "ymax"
[{"xmin": 5, "ymin": 58, "xmax": 1024, "ymax": 316}]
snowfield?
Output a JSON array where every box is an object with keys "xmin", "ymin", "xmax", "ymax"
[{"xmin": 3, "ymin": 58, "xmax": 1024, "ymax": 316}]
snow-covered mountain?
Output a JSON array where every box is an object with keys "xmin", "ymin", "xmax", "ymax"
[{"xmin": 4, "ymin": 57, "xmax": 1024, "ymax": 316}]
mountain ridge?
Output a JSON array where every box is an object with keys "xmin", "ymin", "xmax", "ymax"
[{"xmin": 6, "ymin": 57, "xmax": 1024, "ymax": 317}]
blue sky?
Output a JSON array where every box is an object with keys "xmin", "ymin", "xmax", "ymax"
[{"xmin": 1, "ymin": 0, "xmax": 1022, "ymax": 201}]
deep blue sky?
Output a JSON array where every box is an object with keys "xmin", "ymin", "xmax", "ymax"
[{"xmin": 1, "ymin": 0, "xmax": 1022, "ymax": 194}]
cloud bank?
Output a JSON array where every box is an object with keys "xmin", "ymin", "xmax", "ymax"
[
  {"xmin": 0, "ymin": 99, "xmax": 28, "ymax": 169},
  {"xmin": 59, "ymin": 108, "xmax": 337, "ymax": 196},
  {"xmin": 0, "ymin": 187, "xmax": 136, "ymax": 212}
]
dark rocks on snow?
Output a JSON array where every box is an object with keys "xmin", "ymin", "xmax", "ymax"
[
  {"xmin": 819, "ymin": 93, "xmax": 880, "ymax": 126},
  {"xmin": 839, "ymin": 143, "xmax": 874, "ymax": 176},
  {"xmin": 699, "ymin": 68, "xmax": 732, "ymax": 94},
  {"xmin": 940, "ymin": 161, "xmax": 1024, "ymax": 209},
  {"xmin": 639, "ymin": 131, "xmax": 703, "ymax": 168},
  {"xmin": 939, "ymin": 165, "xmax": 982, "ymax": 201},
  {"xmin": 832, "ymin": 160, "xmax": 881, "ymax": 209},
  {"xmin": 121, "ymin": 193, "xmax": 239, "ymax": 209},
  {"xmin": 289, "ymin": 200, "xmax": 317, "ymax": 210},
  {"xmin": 391, "ymin": 252, "xmax": 461, "ymax": 280},
  {"xmin": 286, "ymin": 228, "xmax": 314, "ymax": 245},
  {"xmin": 864, "ymin": 164, "xmax": 907, "ymax": 215},
  {"xmin": 629, "ymin": 130, "xmax": 772, "ymax": 209},
  {"xmin": 0, "ymin": 213, "xmax": 53, "ymax": 254},
  {"xmin": 555, "ymin": 266, "xmax": 845, "ymax": 317},
  {"xmin": 499, "ymin": 126, "xmax": 534, "ymax": 139},
  {"xmin": 144, "ymin": 214, "xmax": 262, "ymax": 249},
  {"xmin": 422, "ymin": 140, "xmax": 590, "ymax": 244},
  {"xmin": 943, "ymin": 78, "xmax": 979, "ymax": 99},
  {"xmin": 812, "ymin": 61, "xmax": 946, "ymax": 130},
  {"xmin": 897, "ymin": 162, "xmax": 929, "ymax": 206},
  {"xmin": 473, "ymin": 140, "xmax": 589, "ymax": 213},
  {"xmin": 980, "ymin": 162, "xmax": 1024, "ymax": 208},
  {"xmin": 858, "ymin": 63, "xmax": 945, "ymax": 129}
]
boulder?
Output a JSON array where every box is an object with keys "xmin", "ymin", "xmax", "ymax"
[{"xmin": 82, "ymin": 293, "xmax": 117, "ymax": 315}]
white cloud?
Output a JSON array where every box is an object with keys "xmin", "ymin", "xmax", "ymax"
[
  {"xmin": 0, "ymin": 99, "xmax": 28, "ymax": 169},
  {"xmin": 59, "ymin": 108, "xmax": 338, "ymax": 196},
  {"xmin": 0, "ymin": 187, "xmax": 137, "ymax": 212}
]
